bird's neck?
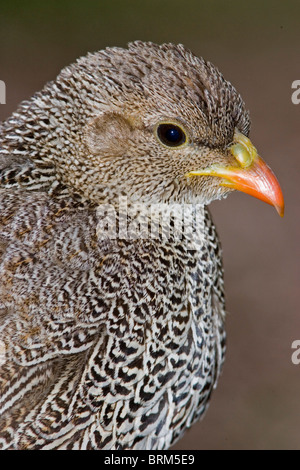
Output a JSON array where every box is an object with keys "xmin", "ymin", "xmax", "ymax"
[{"xmin": 95, "ymin": 196, "xmax": 208, "ymax": 248}]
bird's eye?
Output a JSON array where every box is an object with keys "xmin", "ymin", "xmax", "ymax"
[{"xmin": 156, "ymin": 123, "xmax": 187, "ymax": 147}]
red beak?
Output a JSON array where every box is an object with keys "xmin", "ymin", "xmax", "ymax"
[
  {"xmin": 213, "ymin": 155, "xmax": 284, "ymax": 217},
  {"xmin": 186, "ymin": 130, "xmax": 284, "ymax": 217}
]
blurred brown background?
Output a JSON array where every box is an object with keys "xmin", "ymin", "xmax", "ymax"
[{"xmin": 0, "ymin": 0, "xmax": 299, "ymax": 450}]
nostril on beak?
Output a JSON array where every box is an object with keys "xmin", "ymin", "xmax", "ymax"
[{"xmin": 230, "ymin": 143, "xmax": 253, "ymax": 168}]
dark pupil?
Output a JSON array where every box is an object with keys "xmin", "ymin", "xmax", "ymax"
[{"xmin": 157, "ymin": 124, "xmax": 186, "ymax": 147}]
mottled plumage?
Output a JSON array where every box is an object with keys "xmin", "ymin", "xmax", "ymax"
[{"xmin": 0, "ymin": 42, "xmax": 282, "ymax": 450}]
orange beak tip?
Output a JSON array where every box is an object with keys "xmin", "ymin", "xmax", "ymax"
[
  {"xmin": 218, "ymin": 157, "xmax": 284, "ymax": 218},
  {"xmin": 276, "ymin": 203, "xmax": 285, "ymax": 218}
]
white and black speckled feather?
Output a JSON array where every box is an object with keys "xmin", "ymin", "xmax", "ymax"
[{"xmin": 0, "ymin": 42, "xmax": 249, "ymax": 449}]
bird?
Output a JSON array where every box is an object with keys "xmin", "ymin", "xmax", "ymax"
[{"xmin": 0, "ymin": 41, "xmax": 284, "ymax": 450}]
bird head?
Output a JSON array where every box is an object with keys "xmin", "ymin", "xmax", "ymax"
[{"xmin": 3, "ymin": 41, "xmax": 284, "ymax": 215}]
